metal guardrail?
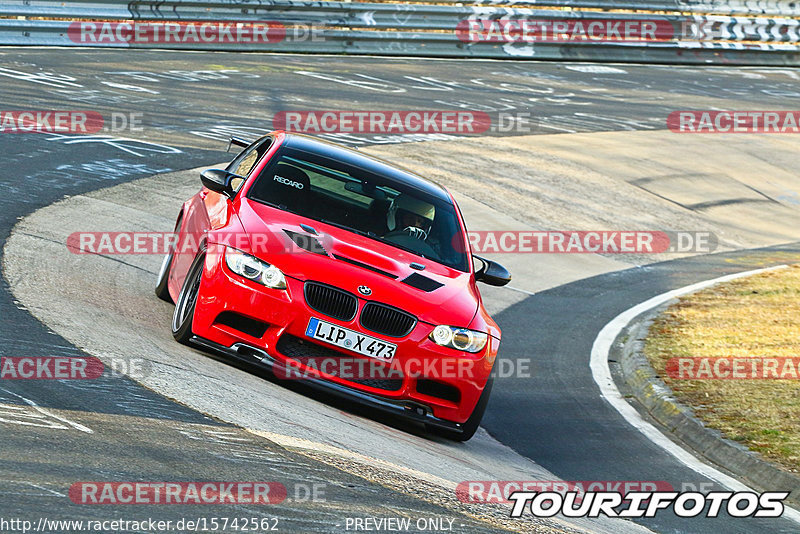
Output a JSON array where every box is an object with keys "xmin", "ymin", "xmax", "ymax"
[
  {"xmin": 1, "ymin": 0, "xmax": 799, "ymax": 64},
  {"xmin": 408, "ymin": 1, "xmax": 800, "ymax": 17},
  {"xmin": 5, "ymin": 0, "xmax": 798, "ymax": 17}
]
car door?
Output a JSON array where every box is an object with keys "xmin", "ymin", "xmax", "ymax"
[{"xmin": 170, "ymin": 136, "xmax": 274, "ymax": 290}]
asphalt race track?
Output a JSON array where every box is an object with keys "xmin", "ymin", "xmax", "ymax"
[
  {"xmin": 2, "ymin": 48, "xmax": 800, "ymax": 533},
  {"xmin": 487, "ymin": 245, "xmax": 800, "ymax": 534}
]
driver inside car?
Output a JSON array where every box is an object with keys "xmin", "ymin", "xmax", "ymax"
[{"xmin": 384, "ymin": 194, "xmax": 440, "ymax": 259}]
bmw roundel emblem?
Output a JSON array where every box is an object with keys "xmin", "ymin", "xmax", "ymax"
[{"xmin": 358, "ymin": 285, "xmax": 372, "ymax": 296}]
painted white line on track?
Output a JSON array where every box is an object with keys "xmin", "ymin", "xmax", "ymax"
[
  {"xmin": 25, "ymin": 482, "xmax": 66, "ymax": 498},
  {"xmin": 248, "ymin": 429, "xmax": 457, "ymax": 489},
  {"xmin": 589, "ymin": 265, "xmax": 800, "ymax": 524},
  {"xmin": 0, "ymin": 387, "xmax": 93, "ymax": 433},
  {"xmin": 248, "ymin": 429, "xmax": 643, "ymax": 534},
  {"xmin": 504, "ymin": 285, "xmax": 537, "ymax": 296}
]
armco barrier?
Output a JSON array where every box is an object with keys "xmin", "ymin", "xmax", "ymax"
[
  {"xmin": 1, "ymin": 0, "xmax": 799, "ymax": 64},
  {"xmin": 416, "ymin": 1, "xmax": 800, "ymax": 16}
]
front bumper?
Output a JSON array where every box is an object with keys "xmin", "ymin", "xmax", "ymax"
[
  {"xmin": 189, "ymin": 335, "xmax": 465, "ymax": 433},
  {"xmin": 191, "ymin": 243, "xmax": 496, "ymax": 424}
]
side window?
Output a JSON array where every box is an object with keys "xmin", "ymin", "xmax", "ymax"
[{"xmin": 227, "ymin": 137, "xmax": 273, "ymax": 192}]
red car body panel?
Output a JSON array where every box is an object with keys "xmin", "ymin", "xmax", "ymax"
[
  {"xmin": 237, "ymin": 198, "xmax": 481, "ymax": 327},
  {"xmin": 167, "ymin": 132, "xmax": 502, "ymax": 424}
]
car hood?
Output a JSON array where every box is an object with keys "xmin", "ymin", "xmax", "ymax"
[{"xmin": 237, "ymin": 199, "xmax": 479, "ymax": 327}]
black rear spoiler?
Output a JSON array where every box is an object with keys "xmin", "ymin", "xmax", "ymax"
[{"xmin": 226, "ymin": 136, "xmax": 251, "ymax": 152}]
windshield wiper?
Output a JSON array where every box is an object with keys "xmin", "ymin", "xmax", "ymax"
[
  {"xmin": 316, "ymin": 219, "xmax": 427, "ymax": 259},
  {"xmin": 251, "ymin": 202, "xmax": 441, "ymax": 264},
  {"xmin": 371, "ymin": 235, "xmax": 428, "ymax": 259},
  {"xmin": 251, "ymin": 197, "xmax": 297, "ymax": 214},
  {"xmin": 317, "ymin": 219, "xmax": 370, "ymax": 237}
]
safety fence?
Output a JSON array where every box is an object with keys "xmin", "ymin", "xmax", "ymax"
[{"xmin": 1, "ymin": 0, "xmax": 799, "ymax": 64}]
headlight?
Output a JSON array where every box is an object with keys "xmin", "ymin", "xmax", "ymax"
[
  {"xmin": 225, "ymin": 248, "xmax": 286, "ymax": 289},
  {"xmin": 429, "ymin": 325, "xmax": 488, "ymax": 353}
]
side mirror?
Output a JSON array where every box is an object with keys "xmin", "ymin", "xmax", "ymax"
[
  {"xmin": 473, "ymin": 255, "xmax": 512, "ymax": 287},
  {"xmin": 200, "ymin": 168, "xmax": 241, "ymax": 199},
  {"xmin": 227, "ymin": 136, "xmax": 251, "ymax": 152}
]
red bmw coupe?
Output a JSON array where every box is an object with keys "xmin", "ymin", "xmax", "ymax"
[{"xmin": 156, "ymin": 132, "xmax": 510, "ymax": 440}]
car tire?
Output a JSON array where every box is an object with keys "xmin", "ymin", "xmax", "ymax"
[
  {"xmin": 428, "ymin": 376, "xmax": 493, "ymax": 442},
  {"xmin": 171, "ymin": 250, "xmax": 205, "ymax": 345},
  {"xmin": 155, "ymin": 214, "xmax": 182, "ymax": 303}
]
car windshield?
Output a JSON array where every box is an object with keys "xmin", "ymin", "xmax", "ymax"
[{"xmin": 246, "ymin": 147, "xmax": 469, "ymax": 272}]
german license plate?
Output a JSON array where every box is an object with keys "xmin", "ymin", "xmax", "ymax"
[{"xmin": 305, "ymin": 318, "xmax": 396, "ymax": 361}]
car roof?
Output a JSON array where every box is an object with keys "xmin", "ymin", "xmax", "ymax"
[{"xmin": 282, "ymin": 133, "xmax": 452, "ymax": 203}]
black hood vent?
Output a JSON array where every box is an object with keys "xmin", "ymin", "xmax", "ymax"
[
  {"xmin": 333, "ymin": 254, "xmax": 397, "ymax": 279},
  {"xmin": 401, "ymin": 273, "xmax": 444, "ymax": 292},
  {"xmin": 284, "ymin": 229, "xmax": 328, "ymax": 256}
]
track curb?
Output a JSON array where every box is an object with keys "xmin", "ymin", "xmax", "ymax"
[{"xmin": 616, "ymin": 304, "xmax": 800, "ymax": 506}]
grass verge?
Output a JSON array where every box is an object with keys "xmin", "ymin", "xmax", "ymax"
[{"xmin": 644, "ymin": 264, "xmax": 800, "ymax": 473}]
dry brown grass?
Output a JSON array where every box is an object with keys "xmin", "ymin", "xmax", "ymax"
[{"xmin": 645, "ymin": 263, "xmax": 800, "ymax": 473}]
